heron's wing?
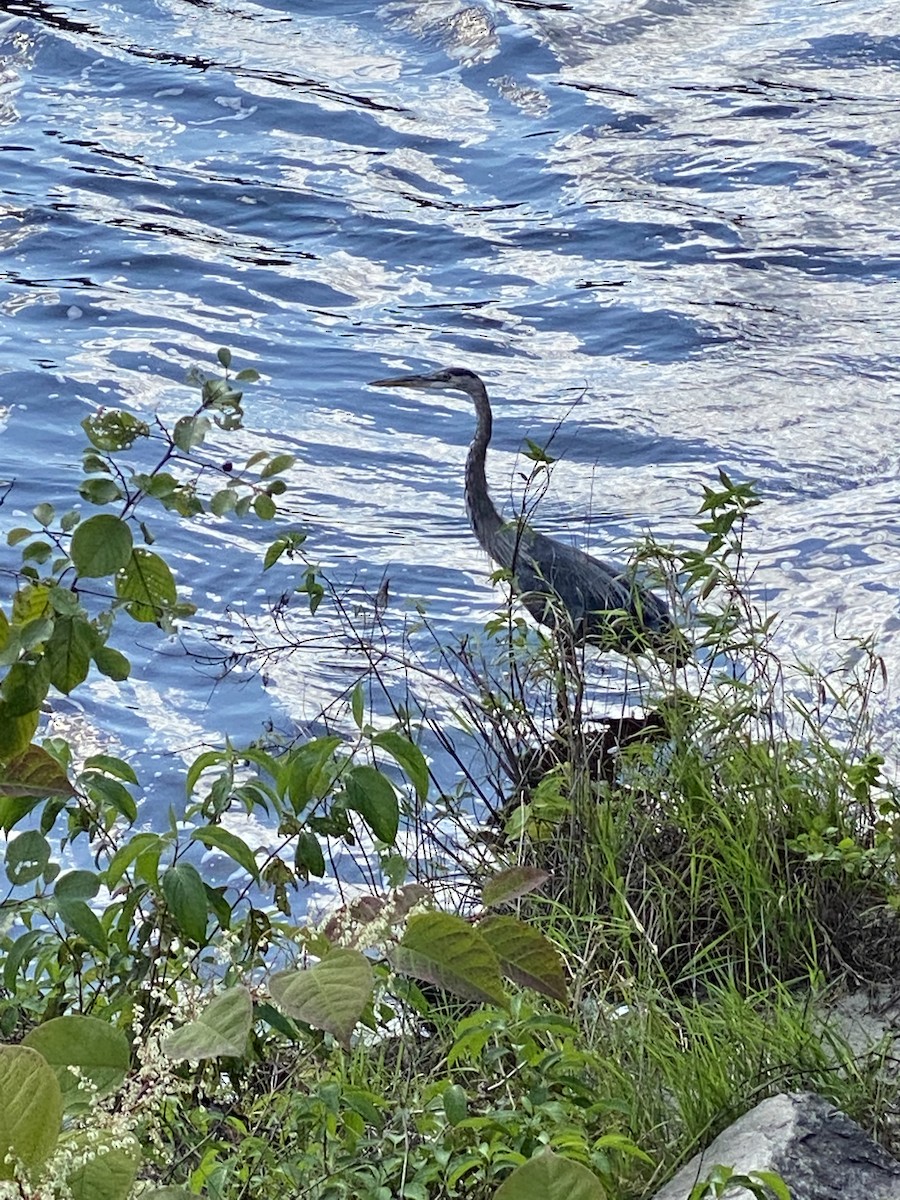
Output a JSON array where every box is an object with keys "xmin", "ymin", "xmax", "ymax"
[{"xmin": 491, "ymin": 523, "xmax": 674, "ymax": 645}]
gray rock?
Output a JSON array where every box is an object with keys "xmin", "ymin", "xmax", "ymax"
[{"xmin": 652, "ymin": 1092, "xmax": 900, "ymax": 1200}]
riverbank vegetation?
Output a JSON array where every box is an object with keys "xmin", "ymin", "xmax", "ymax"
[{"xmin": 1, "ymin": 353, "xmax": 898, "ymax": 1200}]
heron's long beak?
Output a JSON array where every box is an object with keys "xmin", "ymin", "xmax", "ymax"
[{"xmin": 369, "ymin": 374, "xmax": 432, "ymax": 389}]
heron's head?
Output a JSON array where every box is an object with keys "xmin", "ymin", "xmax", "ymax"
[{"xmin": 369, "ymin": 366, "xmax": 485, "ymax": 396}]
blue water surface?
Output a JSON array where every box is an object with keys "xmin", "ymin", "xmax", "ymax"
[{"xmin": 1, "ymin": 0, "xmax": 900, "ymax": 852}]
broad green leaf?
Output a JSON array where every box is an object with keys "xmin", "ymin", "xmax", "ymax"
[
  {"xmin": 116, "ymin": 548, "xmax": 177, "ymax": 623},
  {"xmin": 162, "ymin": 986, "xmax": 253, "ymax": 1061},
  {"xmin": 12, "ymin": 583, "xmax": 51, "ymax": 625},
  {"xmin": 294, "ymin": 831, "xmax": 325, "ymax": 879},
  {"xmin": 83, "ymin": 774, "xmax": 137, "ymax": 823},
  {"xmin": 191, "ymin": 826, "xmax": 260, "ymax": 882},
  {"xmin": 70, "ymin": 514, "xmax": 133, "ymax": 578},
  {"xmin": 210, "ymin": 488, "xmax": 236, "ymax": 516},
  {"xmin": 443, "ymin": 1083, "xmax": 468, "ymax": 1126},
  {"xmin": 269, "ymin": 949, "xmax": 374, "ymax": 1047},
  {"xmin": 162, "ymin": 863, "xmax": 209, "ymax": 944},
  {"xmin": 92, "ymin": 645, "xmax": 131, "ymax": 682},
  {"xmin": 63, "ymin": 1130, "xmax": 140, "ymax": 1200},
  {"xmin": 344, "ymin": 765, "xmax": 399, "ymax": 845},
  {"xmin": 83, "ymin": 754, "xmax": 138, "ymax": 785},
  {"xmin": 0, "ymin": 702, "xmax": 40, "ymax": 763},
  {"xmin": 7, "ymin": 527, "xmax": 32, "ymax": 547},
  {"xmin": 3, "ymin": 930, "xmax": 42, "ymax": 992},
  {"xmin": 23, "ymin": 1016, "xmax": 129, "ymax": 1105},
  {"xmin": 0, "ymin": 795, "xmax": 40, "ymax": 832},
  {"xmin": 48, "ymin": 585, "xmax": 83, "ymax": 616},
  {"xmin": 5, "ymin": 829, "xmax": 51, "ymax": 885},
  {"xmin": 173, "ymin": 414, "xmax": 211, "ymax": 452},
  {"xmin": 261, "ymin": 453, "xmax": 295, "ymax": 478},
  {"xmin": 57, "ymin": 899, "xmax": 107, "ymax": 953},
  {"xmin": 284, "ymin": 736, "xmax": 342, "ymax": 812},
  {"xmin": 33, "ymin": 502, "xmax": 54, "ymax": 527},
  {"xmin": 478, "ymin": 915, "xmax": 567, "ymax": 1002},
  {"xmin": 0, "ymin": 1045, "xmax": 62, "ymax": 1180},
  {"xmin": 81, "ymin": 410, "xmax": 148, "ymax": 450},
  {"xmin": 1, "ymin": 658, "xmax": 50, "ymax": 718},
  {"xmin": 493, "ymin": 1149, "xmax": 606, "ymax": 1200},
  {"xmin": 185, "ymin": 748, "xmax": 231, "ymax": 796},
  {"xmin": 389, "ymin": 912, "xmax": 508, "ymax": 1007},
  {"xmin": 54, "ymin": 870, "xmax": 100, "ymax": 901},
  {"xmin": 78, "ymin": 478, "xmax": 123, "ymax": 506},
  {"xmin": 482, "ymin": 866, "xmax": 550, "ymax": 908},
  {"xmin": 217, "ymin": 347, "xmax": 232, "ymax": 368},
  {"xmin": 373, "ymin": 730, "xmax": 429, "ymax": 802},
  {"xmin": 45, "ymin": 615, "xmax": 97, "ymax": 694},
  {"xmin": 106, "ymin": 832, "xmax": 164, "ymax": 889},
  {"xmin": 253, "ymin": 493, "xmax": 277, "ymax": 520}
]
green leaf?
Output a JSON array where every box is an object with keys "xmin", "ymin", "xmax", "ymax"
[
  {"xmin": 63, "ymin": 1130, "xmax": 140, "ymax": 1200},
  {"xmin": 493, "ymin": 1149, "xmax": 606, "ymax": 1200},
  {"xmin": 478, "ymin": 915, "xmax": 567, "ymax": 1002},
  {"xmin": 351, "ymin": 681, "xmax": 364, "ymax": 729},
  {"xmin": 1, "ymin": 656, "xmax": 50, "ymax": 716},
  {"xmin": 373, "ymin": 731, "xmax": 429, "ymax": 802},
  {"xmin": 116, "ymin": 548, "xmax": 177, "ymax": 624},
  {"xmin": 78, "ymin": 478, "xmax": 123, "ymax": 506},
  {"xmin": 262, "ymin": 531, "xmax": 306, "ymax": 570},
  {"xmin": 210, "ymin": 488, "xmax": 236, "ymax": 516},
  {"xmin": 92, "ymin": 645, "xmax": 131, "ymax": 682},
  {"xmin": 48, "ymin": 585, "xmax": 83, "ymax": 616},
  {"xmin": 0, "ymin": 1044, "xmax": 63, "ymax": 1180},
  {"xmin": 217, "ymin": 347, "xmax": 233, "ymax": 369},
  {"xmin": 0, "ymin": 701, "xmax": 39, "ymax": 762},
  {"xmin": 443, "ymin": 1083, "xmax": 468, "ymax": 1127},
  {"xmin": 0, "ymin": 747, "xmax": 72, "ymax": 803},
  {"xmin": 3, "ymin": 930, "xmax": 42, "ymax": 992},
  {"xmin": 162, "ymin": 986, "xmax": 253, "ymax": 1061},
  {"xmin": 162, "ymin": 863, "xmax": 209, "ymax": 944},
  {"xmin": 284, "ymin": 736, "xmax": 342, "ymax": 812},
  {"xmin": 81, "ymin": 410, "xmax": 149, "ymax": 451},
  {"xmin": 261, "ymin": 453, "xmax": 295, "ymax": 479},
  {"xmin": 70, "ymin": 514, "xmax": 133, "ymax": 578},
  {"xmin": 482, "ymin": 866, "xmax": 550, "ymax": 908},
  {"xmin": 33, "ymin": 502, "xmax": 55, "ymax": 528},
  {"xmin": 253, "ymin": 493, "xmax": 277, "ymax": 520},
  {"xmin": 12, "ymin": 583, "xmax": 51, "ymax": 625},
  {"xmin": 295, "ymin": 830, "xmax": 325, "ymax": 879},
  {"xmin": 57, "ymin": 899, "xmax": 108, "ymax": 953},
  {"xmin": 54, "ymin": 870, "xmax": 101, "ymax": 901},
  {"xmin": 23, "ymin": 1016, "xmax": 130, "ymax": 1105},
  {"xmin": 344, "ymin": 765, "xmax": 399, "ymax": 845},
  {"xmin": 7, "ymin": 526, "xmax": 33, "ymax": 546},
  {"xmin": 235, "ymin": 368, "xmax": 259, "ymax": 382},
  {"xmin": 5, "ymin": 829, "xmax": 51, "ymax": 885},
  {"xmin": 389, "ymin": 912, "xmax": 508, "ymax": 1007},
  {"xmin": 191, "ymin": 826, "xmax": 260, "ymax": 882},
  {"xmin": 83, "ymin": 754, "xmax": 138, "ymax": 785},
  {"xmin": 106, "ymin": 833, "xmax": 165, "ymax": 890},
  {"xmin": 45, "ymin": 615, "xmax": 97, "ymax": 694},
  {"xmin": 82, "ymin": 774, "xmax": 138, "ymax": 823},
  {"xmin": 173, "ymin": 414, "xmax": 211, "ymax": 452},
  {"xmin": 269, "ymin": 949, "xmax": 374, "ymax": 1047}
]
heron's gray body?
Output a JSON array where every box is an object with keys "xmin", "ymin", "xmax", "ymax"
[{"xmin": 369, "ymin": 366, "xmax": 681, "ymax": 659}]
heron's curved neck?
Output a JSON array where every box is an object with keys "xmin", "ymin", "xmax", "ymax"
[{"xmin": 464, "ymin": 379, "xmax": 505, "ymax": 549}]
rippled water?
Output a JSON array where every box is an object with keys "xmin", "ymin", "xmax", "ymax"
[{"xmin": 2, "ymin": 0, "xmax": 900, "ymax": 809}]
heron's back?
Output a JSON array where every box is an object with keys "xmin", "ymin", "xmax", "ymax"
[{"xmin": 490, "ymin": 521, "xmax": 679, "ymax": 657}]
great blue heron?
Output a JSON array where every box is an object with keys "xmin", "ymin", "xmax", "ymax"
[{"xmin": 369, "ymin": 366, "xmax": 684, "ymax": 663}]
